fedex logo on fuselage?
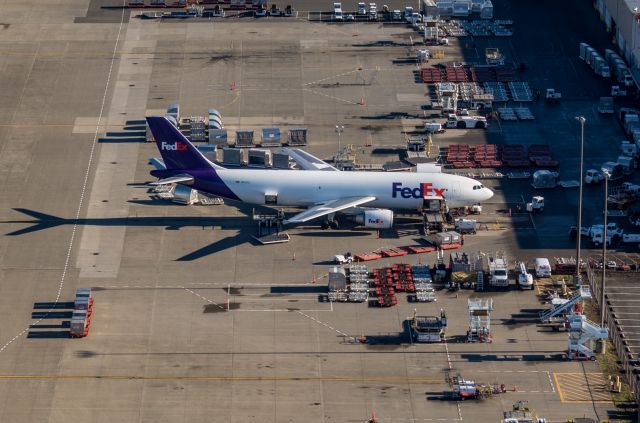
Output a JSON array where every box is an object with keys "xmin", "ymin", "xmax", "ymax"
[
  {"xmin": 161, "ymin": 141, "xmax": 188, "ymax": 151},
  {"xmin": 392, "ymin": 182, "xmax": 446, "ymax": 199}
]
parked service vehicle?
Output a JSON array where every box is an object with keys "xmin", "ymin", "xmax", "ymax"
[
  {"xmin": 620, "ymin": 140, "xmax": 637, "ymax": 157},
  {"xmin": 517, "ymin": 262, "xmax": 534, "ymax": 290},
  {"xmin": 534, "ymin": 258, "xmax": 552, "ymax": 278},
  {"xmin": 284, "ymin": 4, "xmax": 294, "ymax": 15},
  {"xmin": 334, "ymin": 252, "xmax": 353, "ymax": 264},
  {"xmin": 601, "ymin": 161, "xmax": 624, "ymax": 180},
  {"xmin": 269, "ymin": 4, "xmax": 283, "ymax": 15},
  {"xmin": 545, "ymin": 88, "xmax": 562, "ymax": 103},
  {"xmin": 569, "ymin": 225, "xmax": 592, "ymax": 238},
  {"xmin": 424, "ymin": 122, "xmax": 445, "ymax": 134},
  {"xmin": 611, "ymin": 85, "xmax": 627, "ymax": 97},
  {"xmin": 357, "ymin": 2, "xmax": 366, "ymax": 14},
  {"xmin": 403, "ymin": 6, "xmax": 413, "ymax": 21},
  {"xmin": 445, "ymin": 114, "xmax": 487, "ymax": 129},
  {"xmin": 526, "ymin": 196, "xmax": 544, "ymax": 212},
  {"xmin": 454, "ymin": 218, "xmax": 477, "ymax": 234},
  {"xmin": 487, "ymin": 254, "xmax": 509, "ymax": 288},
  {"xmin": 333, "ymin": 2, "xmax": 343, "ymax": 20},
  {"xmin": 409, "ymin": 12, "xmax": 422, "ymax": 24},
  {"xmin": 392, "ymin": 9, "xmax": 402, "ymax": 20},
  {"xmin": 590, "ymin": 223, "xmax": 624, "ymax": 247},
  {"xmin": 622, "ymin": 182, "xmax": 640, "ymax": 194},
  {"xmin": 368, "ymin": 3, "xmax": 377, "ymax": 20},
  {"xmin": 584, "ymin": 169, "xmax": 603, "ymax": 184},
  {"xmin": 617, "ymin": 155, "xmax": 636, "ymax": 175}
]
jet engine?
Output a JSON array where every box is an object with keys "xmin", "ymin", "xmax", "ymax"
[{"xmin": 354, "ymin": 209, "xmax": 394, "ymax": 229}]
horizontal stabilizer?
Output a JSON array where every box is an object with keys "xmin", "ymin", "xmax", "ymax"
[{"xmin": 282, "ymin": 148, "xmax": 339, "ymax": 171}]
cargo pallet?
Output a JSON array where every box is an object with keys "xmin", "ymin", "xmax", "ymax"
[{"xmin": 372, "ymin": 268, "xmax": 398, "ymax": 307}]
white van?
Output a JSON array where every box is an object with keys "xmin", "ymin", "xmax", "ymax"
[{"xmin": 534, "ymin": 258, "xmax": 552, "ymax": 278}]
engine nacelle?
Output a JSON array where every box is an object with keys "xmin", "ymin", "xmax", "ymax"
[{"xmin": 354, "ymin": 209, "xmax": 394, "ymax": 229}]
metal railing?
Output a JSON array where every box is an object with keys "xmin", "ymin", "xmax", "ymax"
[{"xmin": 585, "ymin": 265, "xmax": 640, "ymax": 407}]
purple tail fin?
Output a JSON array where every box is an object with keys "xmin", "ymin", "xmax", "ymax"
[{"xmin": 147, "ymin": 116, "xmax": 216, "ymax": 170}]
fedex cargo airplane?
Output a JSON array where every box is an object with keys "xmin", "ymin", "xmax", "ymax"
[{"xmin": 147, "ymin": 116, "xmax": 493, "ymax": 229}]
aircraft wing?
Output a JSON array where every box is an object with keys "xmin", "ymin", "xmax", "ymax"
[
  {"xmin": 150, "ymin": 174, "xmax": 194, "ymax": 186},
  {"xmin": 282, "ymin": 148, "xmax": 339, "ymax": 171},
  {"xmin": 284, "ymin": 196, "xmax": 376, "ymax": 224}
]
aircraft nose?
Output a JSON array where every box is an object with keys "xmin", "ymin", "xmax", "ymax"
[{"xmin": 483, "ymin": 187, "xmax": 494, "ymax": 201}]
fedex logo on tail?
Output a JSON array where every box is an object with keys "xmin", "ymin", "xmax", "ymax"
[
  {"xmin": 161, "ymin": 141, "xmax": 188, "ymax": 151},
  {"xmin": 392, "ymin": 182, "xmax": 446, "ymax": 199}
]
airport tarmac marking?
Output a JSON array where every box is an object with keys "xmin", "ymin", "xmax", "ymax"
[
  {"xmin": 181, "ymin": 286, "xmax": 333, "ymax": 312},
  {"xmin": 443, "ymin": 337, "xmax": 452, "ymax": 370},
  {"xmin": 182, "ymin": 287, "xmax": 227, "ymax": 311},
  {"xmin": 463, "ymin": 370, "xmax": 555, "ymax": 393},
  {"xmin": 553, "ymin": 372, "xmax": 612, "ymax": 403},
  {"xmin": 296, "ymin": 310, "xmax": 351, "ymax": 338},
  {"xmin": 0, "ymin": 374, "xmax": 445, "ymax": 384},
  {"xmin": 303, "ymin": 68, "xmax": 362, "ymax": 86},
  {"xmin": 0, "ymin": 1, "xmax": 127, "ymax": 354},
  {"xmin": 302, "ymin": 87, "xmax": 359, "ymax": 105}
]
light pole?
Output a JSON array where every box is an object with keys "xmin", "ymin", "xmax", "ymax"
[
  {"xmin": 600, "ymin": 169, "xmax": 610, "ymax": 328},
  {"xmin": 335, "ymin": 125, "xmax": 344, "ymax": 154},
  {"xmin": 575, "ymin": 116, "xmax": 586, "ymax": 285}
]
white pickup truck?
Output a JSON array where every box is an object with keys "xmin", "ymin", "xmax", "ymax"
[{"xmin": 590, "ymin": 223, "xmax": 624, "ymax": 247}]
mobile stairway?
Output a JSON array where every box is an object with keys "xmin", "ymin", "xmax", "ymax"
[
  {"xmin": 566, "ymin": 314, "xmax": 609, "ymax": 360},
  {"xmin": 539, "ymin": 285, "xmax": 591, "ymax": 323}
]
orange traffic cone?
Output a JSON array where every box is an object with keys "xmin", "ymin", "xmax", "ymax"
[
  {"xmin": 369, "ymin": 409, "xmax": 377, "ymax": 423},
  {"xmin": 358, "ymin": 97, "xmax": 366, "ymax": 106}
]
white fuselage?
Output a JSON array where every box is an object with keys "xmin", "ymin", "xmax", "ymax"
[{"xmin": 210, "ymin": 168, "xmax": 493, "ymax": 209}]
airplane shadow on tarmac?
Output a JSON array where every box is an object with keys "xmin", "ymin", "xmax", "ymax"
[
  {"xmin": 3, "ymin": 208, "xmax": 256, "ymax": 261},
  {"xmin": 6, "ymin": 208, "xmax": 422, "ymax": 261}
]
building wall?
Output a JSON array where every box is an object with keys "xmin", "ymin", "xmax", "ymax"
[{"xmin": 601, "ymin": 0, "xmax": 640, "ymax": 67}]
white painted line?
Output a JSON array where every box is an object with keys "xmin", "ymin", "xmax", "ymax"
[
  {"xmin": 182, "ymin": 287, "xmax": 226, "ymax": 311},
  {"xmin": 0, "ymin": 0, "xmax": 127, "ymax": 354},
  {"xmin": 547, "ymin": 371, "xmax": 555, "ymax": 393},
  {"xmin": 444, "ymin": 338, "xmax": 452, "ymax": 370},
  {"xmin": 296, "ymin": 310, "xmax": 351, "ymax": 339}
]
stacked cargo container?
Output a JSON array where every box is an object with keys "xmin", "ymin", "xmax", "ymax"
[
  {"xmin": 579, "ymin": 42, "xmax": 611, "ymax": 78},
  {"xmin": 392, "ymin": 263, "xmax": 415, "ymax": 292},
  {"xmin": 412, "ymin": 265, "xmax": 436, "ymax": 302},
  {"xmin": 347, "ymin": 265, "xmax": 369, "ymax": 302},
  {"xmin": 528, "ymin": 144, "xmax": 558, "ymax": 168},
  {"xmin": 70, "ymin": 288, "xmax": 93, "ymax": 338},
  {"xmin": 371, "ymin": 268, "xmax": 397, "ymax": 307}
]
